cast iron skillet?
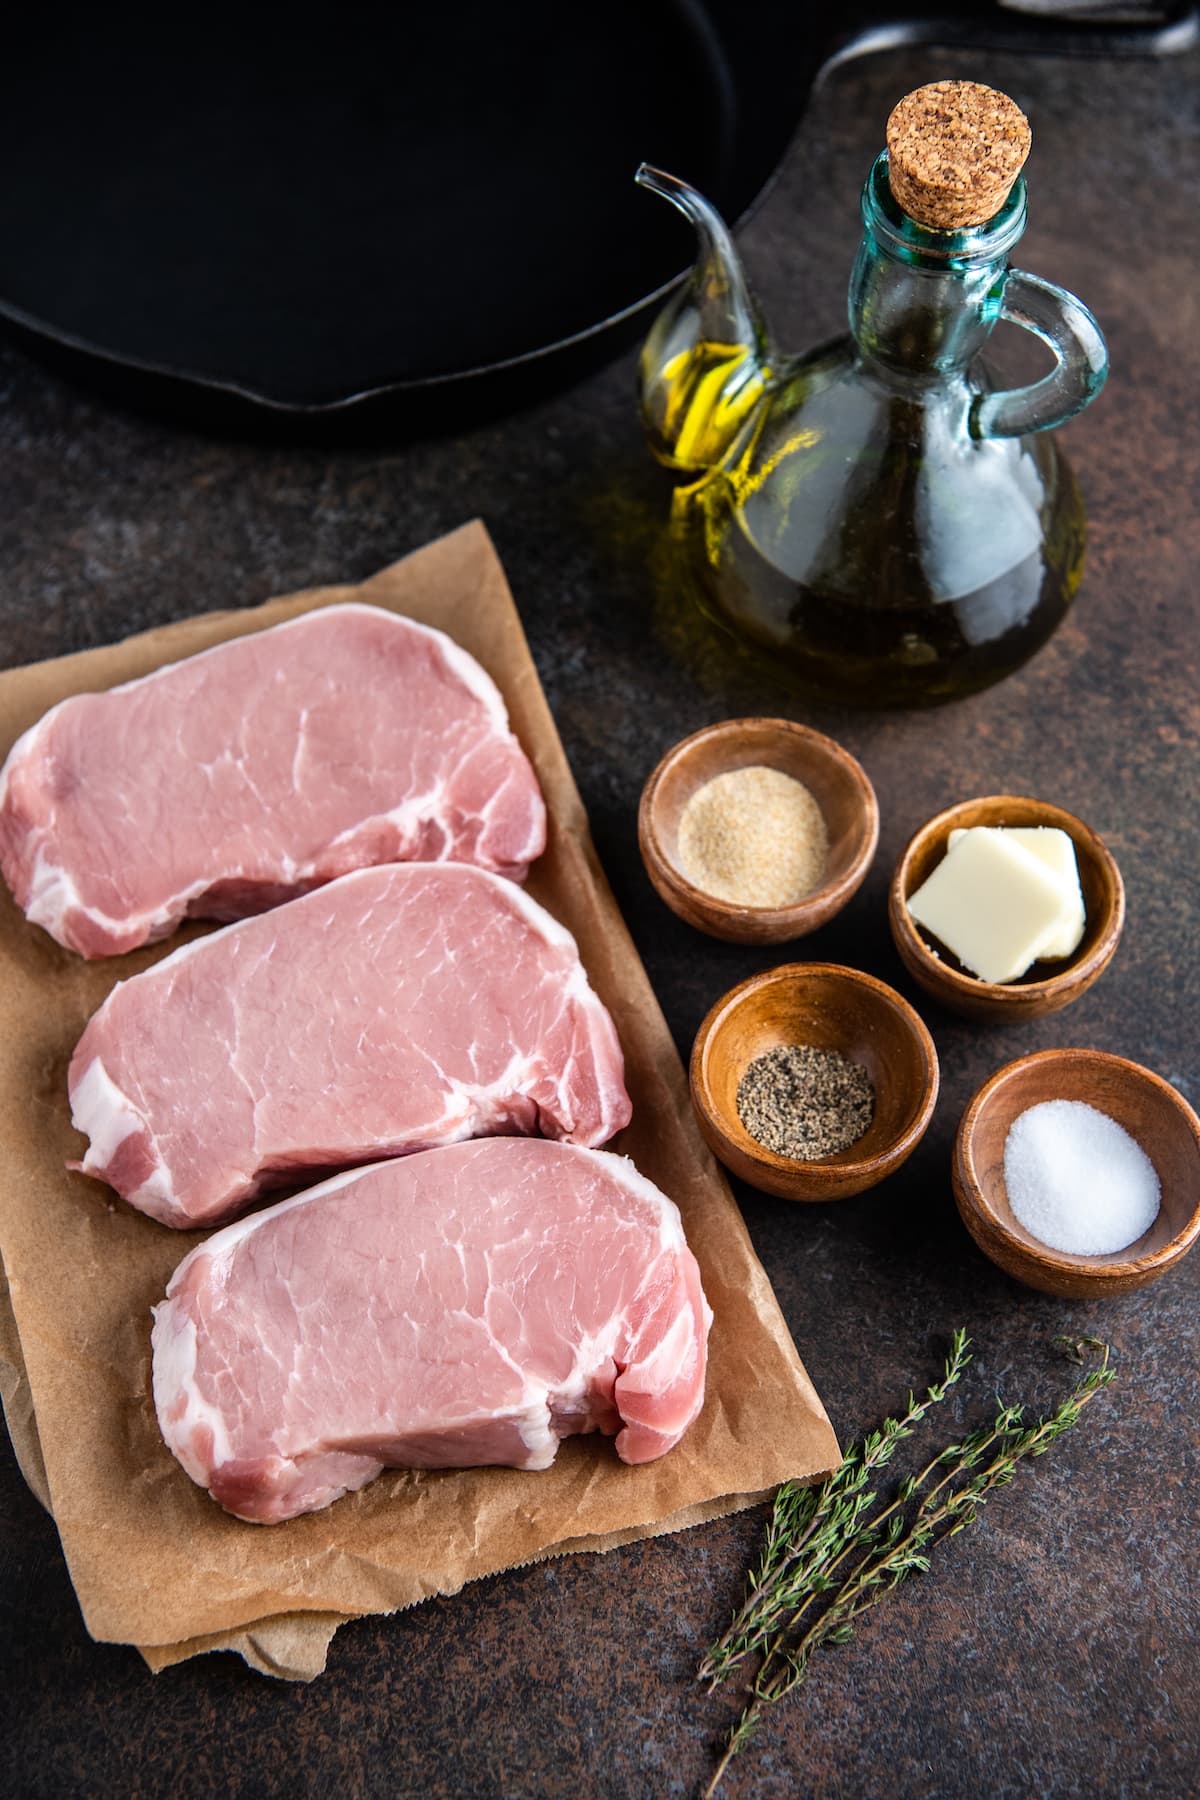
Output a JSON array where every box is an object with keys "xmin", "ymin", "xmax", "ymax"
[{"xmin": 0, "ymin": 1, "xmax": 1193, "ymax": 431}]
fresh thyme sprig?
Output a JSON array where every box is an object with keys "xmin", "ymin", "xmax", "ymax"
[
  {"xmin": 702, "ymin": 1334, "xmax": 1117, "ymax": 1798},
  {"xmin": 698, "ymin": 1328, "xmax": 972, "ymax": 1689}
]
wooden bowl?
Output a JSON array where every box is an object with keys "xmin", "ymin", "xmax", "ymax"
[
  {"xmin": 953, "ymin": 1049, "xmax": 1200, "ymax": 1297},
  {"xmin": 690, "ymin": 962, "xmax": 939, "ymax": 1200},
  {"xmin": 639, "ymin": 718, "xmax": 878, "ymax": 944},
  {"xmin": 888, "ymin": 795, "xmax": 1124, "ymax": 1022}
]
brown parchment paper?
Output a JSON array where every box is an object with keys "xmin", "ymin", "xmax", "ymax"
[{"xmin": 0, "ymin": 520, "xmax": 839, "ymax": 1678}]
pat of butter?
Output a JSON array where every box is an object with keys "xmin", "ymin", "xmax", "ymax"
[
  {"xmin": 948, "ymin": 825, "xmax": 1085, "ymax": 960},
  {"xmin": 907, "ymin": 827, "xmax": 1071, "ymax": 983}
]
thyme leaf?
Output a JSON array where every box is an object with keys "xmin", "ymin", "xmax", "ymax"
[
  {"xmin": 702, "ymin": 1334, "xmax": 1117, "ymax": 1798},
  {"xmin": 698, "ymin": 1328, "xmax": 971, "ymax": 1690}
]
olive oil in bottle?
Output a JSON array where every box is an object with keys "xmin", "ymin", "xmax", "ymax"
[{"xmin": 638, "ymin": 82, "xmax": 1107, "ymax": 707}]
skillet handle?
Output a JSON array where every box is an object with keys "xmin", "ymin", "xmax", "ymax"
[{"xmin": 823, "ymin": 1, "xmax": 1198, "ymax": 66}]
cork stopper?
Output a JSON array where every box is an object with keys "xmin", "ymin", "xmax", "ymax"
[{"xmin": 886, "ymin": 81, "xmax": 1031, "ymax": 231}]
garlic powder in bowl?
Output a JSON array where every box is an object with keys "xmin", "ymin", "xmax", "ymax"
[
  {"xmin": 677, "ymin": 766, "xmax": 828, "ymax": 907},
  {"xmin": 638, "ymin": 717, "xmax": 878, "ymax": 944}
]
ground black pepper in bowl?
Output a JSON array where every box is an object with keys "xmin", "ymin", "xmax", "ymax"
[{"xmin": 736, "ymin": 1044, "xmax": 875, "ymax": 1160}]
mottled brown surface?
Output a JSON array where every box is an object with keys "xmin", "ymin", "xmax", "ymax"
[{"xmin": 1, "ymin": 40, "xmax": 1197, "ymax": 1800}]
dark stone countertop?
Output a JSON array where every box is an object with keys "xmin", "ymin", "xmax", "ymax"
[{"xmin": 1, "ymin": 40, "xmax": 1197, "ymax": 1800}]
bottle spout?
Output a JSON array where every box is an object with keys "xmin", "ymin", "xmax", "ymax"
[
  {"xmin": 635, "ymin": 163, "xmax": 732, "ymax": 234},
  {"xmin": 635, "ymin": 165, "xmax": 770, "ymax": 474}
]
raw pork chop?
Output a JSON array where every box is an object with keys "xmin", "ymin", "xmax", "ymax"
[
  {"xmin": 69, "ymin": 863, "xmax": 631, "ymax": 1229},
  {"xmin": 152, "ymin": 1139, "xmax": 712, "ymax": 1522},
  {"xmin": 0, "ymin": 602, "xmax": 545, "ymax": 957}
]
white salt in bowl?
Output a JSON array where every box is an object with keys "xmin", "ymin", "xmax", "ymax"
[
  {"xmin": 638, "ymin": 718, "xmax": 879, "ymax": 944},
  {"xmin": 953, "ymin": 1049, "xmax": 1200, "ymax": 1296}
]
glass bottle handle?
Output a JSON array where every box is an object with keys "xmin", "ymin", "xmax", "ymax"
[{"xmin": 971, "ymin": 269, "xmax": 1108, "ymax": 440}]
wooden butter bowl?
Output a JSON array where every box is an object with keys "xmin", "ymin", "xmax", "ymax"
[
  {"xmin": 690, "ymin": 962, "xmax": 939, "ymax": 1201},
  {"xmin": 953, "ymin": 1048, "xmax": 1200, "ymax": 1297},
  {"xmin": 639, "ymin": 718, "xmax": 878, "ymax": 944},
  {"xmin": 888, "ymin": 794, "xmax": 1124, "ymax": 1022}
]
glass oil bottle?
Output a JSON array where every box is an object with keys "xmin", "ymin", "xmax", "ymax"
[{"xmin": 636, "ymin": 82, "xmax": 1108, "ymax": 707}]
